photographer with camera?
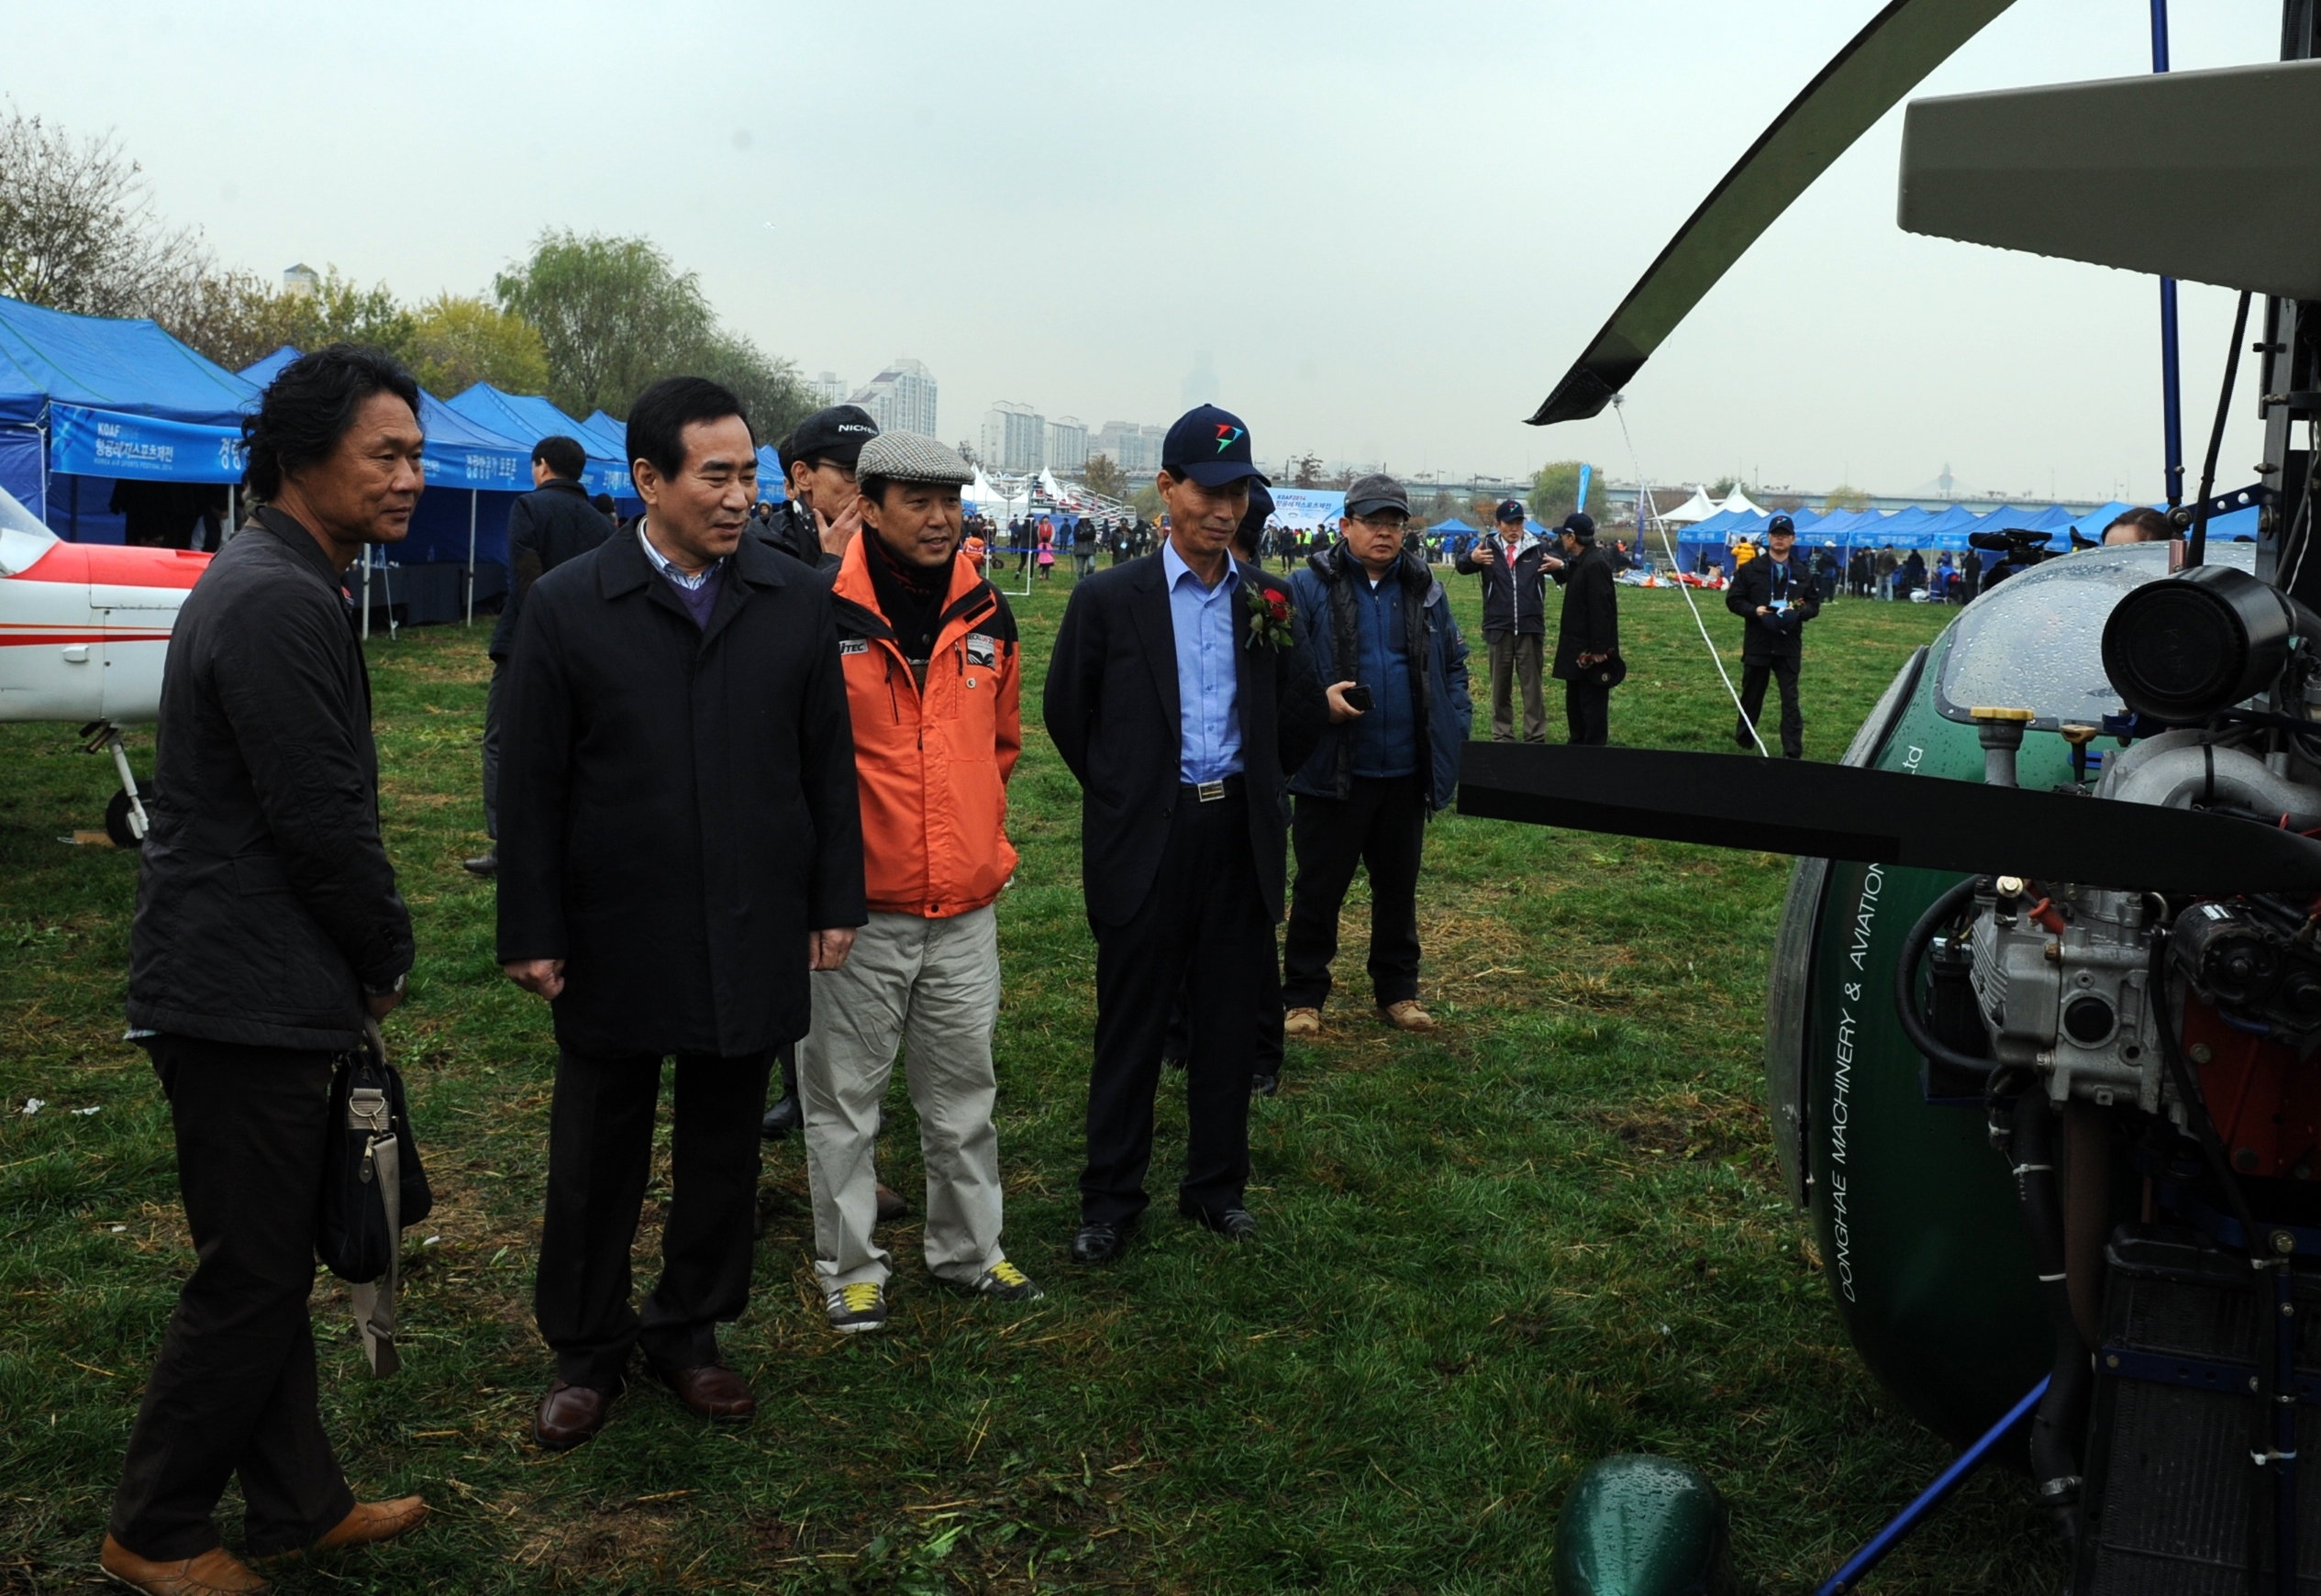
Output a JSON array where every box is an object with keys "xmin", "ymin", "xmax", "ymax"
[{"xmin": 1726, "ymin": 513, "xmax": 1819, "ymax": 759}]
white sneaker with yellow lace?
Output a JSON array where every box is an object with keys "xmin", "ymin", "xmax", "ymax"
[{"xmin": 825, "ymin": 1280, "xmax": 888, "ymax": 1333}]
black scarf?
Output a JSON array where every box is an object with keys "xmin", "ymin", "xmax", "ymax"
[{"xmin": 862, "ymin": 526, "xmax": 950, "ymax": 659}]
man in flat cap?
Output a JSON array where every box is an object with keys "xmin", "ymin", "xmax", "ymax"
[
  {"xmin": 1043, "ymin": 405, "xmax": 1326, "ymax": 1262},
  {"xmin": 762, "ymin": 404, "xmax": 879, "ymax": 572},
  {"xmin": 800, "ymin": 433, "xmax": 1039, "ymax": 1332},
  {"xmin": 752, "ymin": 404, "xmax": 882, "ymax": 1144}
]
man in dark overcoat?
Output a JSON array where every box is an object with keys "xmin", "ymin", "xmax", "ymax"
[
  {"xmin": 107, "ymin": 345, "xmax": 431, "ymax": 1595},
  {"xmin": 1042, "ymin": 405, "xmax": 1326, "ymax": 1263},
  {"xmin": 497, "ymin": 376, "xmax": 865, "ymax": 1451},
  {"xmin": 1546, "ymin": 511, "xmax": 1620, "ymax": 747},
  {"xmin": 468, "ymin": 435, "xmax": 610, "ymax": 878}
]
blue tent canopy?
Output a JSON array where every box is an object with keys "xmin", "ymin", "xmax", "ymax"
[
  {"xmin": 239, "ymin": 345, "xmax": 300, "ymax": 390},
  {"xmin": 579, "ymin": 409, "xmax": 627, "ymax": 459},
  {"xmin": 0, "ymin": 296, "xmax": 252, "ymax": 427},
  {"xmin": 448, "ymin": 384, "xmax": 635, "ymax": 499},
  {"xmin": 0, "ymin": 295, "xmax": 262, "ymax": 518},
  {"xmin": 1428, "ymin": 516, "xmax": 1477, "ymax": 534}
]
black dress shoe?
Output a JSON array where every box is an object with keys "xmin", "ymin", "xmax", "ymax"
[
  {"xmin": 1071, "ymin": 1221, "xmax": 1132, "ymax": 1265},
  {"xmin": 1251, "ymin": 1072, "xmax": 1279, "ymax": 1098},
  {"xmin": 1185, "ymin": 1206, "xmax": 1258, "ymax": 1242},
  {"xmin": 760, "ymin": 1094, "xmax": 802, "ymax": 1140},
  {"xmin": 462, "ymin": 849, "xmax": 497, "ymax": 877}
]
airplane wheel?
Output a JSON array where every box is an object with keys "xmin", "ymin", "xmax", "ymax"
[{"xmin": 105, "ymin": 785, "xmax": 155, "ymax": 849}]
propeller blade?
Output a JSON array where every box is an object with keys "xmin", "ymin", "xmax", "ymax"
[
  {"xmin": 1527, "ymin": 0, "xmax": 2017, "ymax": 427},
  {"xmin": 1459, "ymin": 742, "xmax": 2321, "ymax": 894},
  {"xmin": 1899, "ymin": 59, "xmax": 2321, "ymax": 302}
]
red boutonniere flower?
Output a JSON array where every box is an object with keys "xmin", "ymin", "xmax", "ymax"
[{"xmin": 1244, "ymin": 582, "xmax": 1294, "ymax": 650}]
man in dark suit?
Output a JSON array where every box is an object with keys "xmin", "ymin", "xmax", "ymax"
[
  {"xmin": 1043, "ymin": 406, "xmax": 1325, "ymax": 1263},
  {"xmin": 1726, "ymin": 513, "xmax": 1820, "ymax": 758},
  {"xmin": 467, "ymin": 436, "xmax": 611, "ymax": 877},
  {"xmin": 497, "ymin": 378, "xmax": 865, "ymax": 1450},
  {"xmin": 1545, "ymin": 512, "xmax": 1620, "ymax": 747}
]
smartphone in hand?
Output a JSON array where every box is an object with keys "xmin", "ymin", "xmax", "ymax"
[{"xmin": 1342, "ymin": 685, "xmax": 1374, "ymax": 713}]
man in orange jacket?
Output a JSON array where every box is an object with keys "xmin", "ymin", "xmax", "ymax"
[{"xmin": 799, "ymin": 433, "xmax": 1040, "ymax": 1332}]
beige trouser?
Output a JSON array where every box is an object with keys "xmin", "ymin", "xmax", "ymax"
[
  {"xmin": 1488, "ymin": 632, "xmax": 1548, "ymax": 743},
  {"xmin": 800, "ymin": 905, "xmax": 1006, "ymax": 1290}
]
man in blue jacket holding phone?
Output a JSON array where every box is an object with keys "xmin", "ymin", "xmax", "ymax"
[{"xmin": 1282, "ymin": 473, "xmax": 1471, "ymax": 1038}]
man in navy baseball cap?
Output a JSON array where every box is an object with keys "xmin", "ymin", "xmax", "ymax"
[
  {"xmin": 1160, "ymin": 405, "xmax": 1269, "ymax": 488},
  {"xmin": 1042, "ymin": 402, "xmax": 1324, "ymax": 1263}
]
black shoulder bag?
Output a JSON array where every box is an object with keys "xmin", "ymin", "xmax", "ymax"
[{"xmin": 317, "ymin": 1018, "xmax": 431, "ymax": 1377}]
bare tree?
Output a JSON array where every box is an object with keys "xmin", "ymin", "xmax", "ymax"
[{"xmin": 0, "ymin": 105, "xmax": 210, "ymax": 319}]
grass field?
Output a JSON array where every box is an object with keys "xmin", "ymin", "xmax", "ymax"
[{"xmin": 0, "ymin": 568, "xmax": 2066, "ymax": 1594}]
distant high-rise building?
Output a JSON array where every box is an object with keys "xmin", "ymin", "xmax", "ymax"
[
  {"xmin": 848, "ymin": 357, "xmax": 938, "ymax": 439},
  {"xmin": 1046, "ymin": 416, "xmax": 1089, "ymax": 473},
  {"xmin": 283, "ymin": 262, "xmax": 319, "ymax": 296},
  {"xmin": 1181, "ymin": 351, "xmax": 1217, "ymax": 408},
  {"xmin": 809, "ymin": 371, "xmax": 848, "ymax": 405},
  {"xmin": 1092, "ymin": 420, "xmax": 1168, "ymax": 475},
  {"xmin": 982, "ymin": 402, "xmax": 1044, "ymax": 472}
]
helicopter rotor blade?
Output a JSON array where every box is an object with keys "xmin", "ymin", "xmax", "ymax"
[
  {"xmin": 1527, "ymin": 0, "xmax": 2018, "ymax": 427},
  {"xmin": 1459, "ymin": 742, "xmax": 2321, "ymax": 894}
]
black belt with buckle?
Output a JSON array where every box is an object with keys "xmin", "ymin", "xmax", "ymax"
[{"xmin": 1183, "ymin": 775, "xmax": 1246, "ymax": 803}]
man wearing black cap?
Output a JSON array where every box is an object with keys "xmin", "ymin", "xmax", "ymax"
[
  {"xmin": 1283, "ymin": 472, "xmax": 1471, "ymax": 1038},
  {"xmin": 1454, "ymin": 499, "xmax": 1551, "ymax": 743},
  {"xmin": 753, "ymin": 405, "xmax": 876, "ymax": 1146},
  {"xmin": 467, "ymin": 436, "xmax": 612, "ymax": 878},
  {"xmin": 1725, "ymin": 512, "xmax": 1819, "ymax": 759},
  {"xmin": 1546, "ymin": 512, "xmax": 1619, "ymax": 746},
  {"xmin": 1043, "ymin": 406, "xmax": 1325, "ymax": 1261},
  {"xmin": 761, "ymin": 404, "xmax": 879, "ymax": 571}
]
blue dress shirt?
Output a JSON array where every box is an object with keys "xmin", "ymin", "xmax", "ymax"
[{"xmin": 1160, "ymin": 538, "xmax": 1243, "ymax": 783}]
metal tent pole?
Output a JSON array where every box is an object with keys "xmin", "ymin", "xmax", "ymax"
[
  {"xmin": 361, "ymin": 547, "xmax": 372, "ymax": 639},
  {"xmin": 466, "ymin": 489, "xmax": 478, "ymax": 626},
  {"xmin": 2153, "ymin": 0, "xmax": 2185, "ymax": 506}
]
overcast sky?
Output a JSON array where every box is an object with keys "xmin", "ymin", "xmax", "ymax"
[{"xmin": 11, "ymin": 0, "xmax": 2282, "ymax": 501}]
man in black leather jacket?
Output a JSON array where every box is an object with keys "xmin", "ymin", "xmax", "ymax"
[{"xmin": 109, "ymin": 345, "xmax": 430, "ymax": 1593}]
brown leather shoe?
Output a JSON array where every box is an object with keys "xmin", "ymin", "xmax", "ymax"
[
  {"xmin": 313, "ymin": 1497, "xmax": 428, "ymax": 1551},
  {"xmin": 98, "ymin": 1536, "xmax": 269, "ymax": 1595},
  {"xmin": 875, "ymin": 1183, "xmax": 909, "ymax": 1223},
  {"xmin": 533, "ymin": 1380, "xmax": 613, "ymax": 1450},
  {"xmin": 651, "ymin": 1361, "xmax": 756, "ymax": 1423}
]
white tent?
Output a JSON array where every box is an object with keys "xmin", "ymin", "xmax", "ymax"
[
  {"xmin": 1715, "ymin": 488, "xmax": 1764, "ymax": 516},
  {"xmin": 1661, "ymin": 486, "xmax": 1719, "ymax": 525}
]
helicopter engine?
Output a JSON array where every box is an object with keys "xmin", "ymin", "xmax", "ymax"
[{"xmin": 1889, "ymin": 560, "xmax": 2321, "ymax": 1590}]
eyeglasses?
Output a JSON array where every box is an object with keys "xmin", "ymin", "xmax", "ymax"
[{"xmin": 1348, "ymin": 513, "xmax": 1409, "ymax": 531}]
